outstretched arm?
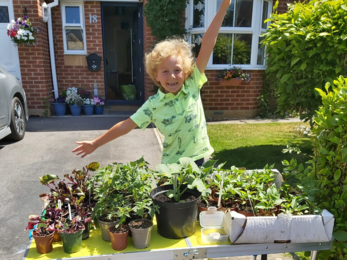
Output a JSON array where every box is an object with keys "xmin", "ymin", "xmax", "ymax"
[
  {"xmin": 196, "ymin": 0, "xmax": 232, "ymax": 74},
  {"xmin": 72, "ymin": 118, "xmax": 137, "ymax": 158}
]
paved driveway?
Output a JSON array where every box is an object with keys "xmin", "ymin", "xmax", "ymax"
[{"xmin": 0, "ymin": 116, "xmax": 162, "ymax": 260}]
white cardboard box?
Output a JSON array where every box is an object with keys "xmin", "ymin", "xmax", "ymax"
[{"xmin": 223, "ymin": 210, "xmax": 334, "ymax": 244}]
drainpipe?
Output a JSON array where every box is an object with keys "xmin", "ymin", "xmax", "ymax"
[{"xmin": 45, "ymin": 0, "xmax": 59, "ymax": 99}]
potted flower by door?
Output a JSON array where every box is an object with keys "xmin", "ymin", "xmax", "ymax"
[
  {"xmin": 93, "ymin": 97, "xmax": 105, "ymax": 115},
  {"xmin": 150, "ymin": 158, "xmax": 209, "ymax": 239},
  {"xmin": 128, "ymin": 199, "xmax": 159, "ymax": 249},
  {"xmin": 51, "ymin": 91, "xmax": 67, "ymax": 116},
  {"xmin": 216, "ymin": 67, "xmax": 251, "ymax": 86},
  {"xmin": 25, "ymin": 220, "xmax": 55, "ymax": 254},
  {"xmin": 108, "ymin": 206, "xmax": 131, "ymax": 251},
  {"xmin": 65, "ymin": 87, "xmax": 84, "ymax": 116},
  {"xmin": 82, "ymin": 98, "xmax": 94, "ymax": 116},
  {"xmin": 56, "ymin": 216, "xmax": 85, "ymax": 254}
]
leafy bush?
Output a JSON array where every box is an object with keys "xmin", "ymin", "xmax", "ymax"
[
  {"xmin": 262, "ymin": 0, "xmax": 347, "ymax": 122},
  {"xmin": 144, "ymin": 0, "xmax": 187, "ymax": 41},
  {"xmin": 282, "ymin": 77, "xmax": 347, "ymax": 259},
  {"xmin": 311, "ymin": 76, "xmax": 347, "ymax": 259}
]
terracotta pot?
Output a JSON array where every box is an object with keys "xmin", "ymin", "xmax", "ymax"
[
  {"xmin": 108, "ymin": 225, "xmax": 129, "ymax": 251},
  {"xmin": 219, "ymin": 78, "xmax": 242, "ymax": 86},
  {"xmin": 33, "ymin": 232, "xmax": 54, "ymax": 254},
  {"xmin": 98, "ymin": 217, "xmax": 119, "ymax": 241},
  {"xmin": 52, "ymin": 231, "xmax": 61, "ymax": 242}
]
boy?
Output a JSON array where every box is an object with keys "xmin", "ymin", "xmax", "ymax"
[{"xmin": 72, "ymin": 0, "xmax": 233, "ymax": 166}]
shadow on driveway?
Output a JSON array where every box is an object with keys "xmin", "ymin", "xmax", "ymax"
[{"xmin": 25, "ymin": 116, "xmax": 154, "ymax": 132}]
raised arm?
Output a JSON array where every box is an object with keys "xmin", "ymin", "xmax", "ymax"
[
  {"xmin": 196, "ymin": 0, "xmax": 232, "ymax": 74},
  {"xmin": 72, "ymin": 118, "xmax": 137, "ymax": 158}
]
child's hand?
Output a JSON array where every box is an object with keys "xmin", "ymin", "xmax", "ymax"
[{"xmin": 72, "ymin": 141, "xmax": 97, "ymax": 158}]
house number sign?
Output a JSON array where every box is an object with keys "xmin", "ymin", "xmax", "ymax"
[{"xmin": 89, "ymin": 15, "xmax": 97, "ymax": 24}]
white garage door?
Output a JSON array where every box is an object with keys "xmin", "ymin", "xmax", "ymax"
[{"xmin": 0, "ymin": 0, "xmax": 21, "ymax": 80}]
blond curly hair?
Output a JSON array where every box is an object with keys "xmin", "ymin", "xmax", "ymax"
[{"xmin": 145, "ymin": 38, "xmax": 195, "ymax": 87}]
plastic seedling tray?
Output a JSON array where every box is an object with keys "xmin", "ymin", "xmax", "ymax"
[{"xmin": 199, "ymin": 207, "xmax": 229, "ymax": 244}]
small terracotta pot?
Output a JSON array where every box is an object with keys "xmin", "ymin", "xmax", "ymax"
[
  {"xmin": 52, "ymin": 231, "xmax": 61, "ymax": 242},
  {"xmin": 33, "ymin": 232, "xmax": 54, "ymax": 254},
  {"xmin": 108, "ymin": 225, "xmax": 129, "ymax": 251}
]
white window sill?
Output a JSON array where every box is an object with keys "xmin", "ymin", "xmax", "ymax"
[{"xmin": 63, "ymin": 52, "xmax": 88, "ymax": 55}]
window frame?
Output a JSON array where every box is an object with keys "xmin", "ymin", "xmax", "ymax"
[
  {"xmin": 186, "ymin": 0, "xmax": 272, "ymax": 70},
  {"xmin": 61, "ymin": 1, "xmax": 87, "ymax": 55}
]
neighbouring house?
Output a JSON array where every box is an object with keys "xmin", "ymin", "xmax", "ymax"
[{"xmin": 0, "ymin": 0, "xmax": 295, "ymax": 118}]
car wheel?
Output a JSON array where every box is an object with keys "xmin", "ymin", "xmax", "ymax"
[{"xmin": 7, "ymin": 97, "xmax": 25, "ymax": 141}]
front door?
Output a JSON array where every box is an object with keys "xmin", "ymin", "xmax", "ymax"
[
  {"xmin": 101, "ymin": 2, "xmax": 144, "ymax": 105},
  {"xmin": 0, "ymin": 0, "xmax": 21, "ymax": 80}
]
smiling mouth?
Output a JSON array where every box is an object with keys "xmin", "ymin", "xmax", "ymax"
[{"xmin": 167, "ymin": 82, "xmax": 178, "ymax": 87}]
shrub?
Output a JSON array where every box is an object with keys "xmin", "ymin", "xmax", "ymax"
[
  {"xmin": 311, "ymin": 76, "xmax": 347, "ymax": 259},
  {"xmin": 262, "ymin": 0, "xmax": 347, "ymax": 122},
  {"xmin": 144, "ymin": 0, "xmax": 187, "ymax": 41}
]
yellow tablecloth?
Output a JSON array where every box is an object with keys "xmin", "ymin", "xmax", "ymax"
[{"xmin": 25, "ymin": 221, "xmax": 231, "ymax": 260}]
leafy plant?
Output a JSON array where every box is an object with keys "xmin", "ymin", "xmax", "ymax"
[
  {"xmin": 261, "ymin": 0, "xmax": 347, "ymax": 122},
  {"xmin": 156, "ymin": 157, "xmax": 210, "ymax": 202},
  {"xmin": 308, "ymin": 77, "xmax": 347, "ymax": 259},
  {"xmin": 87, "ymin": 158, "xmax": 155, "ymax": 221},
  {"xmin": 56, "ymin": 215, "xmax": 85, "ymax": 234},
  {"xmin": 132, "ymin": 199, "xmax": 160, "ymax": 219},
  {"xmin": 144, "ymin": 0, "xmax": 188, "ymax": 41}
]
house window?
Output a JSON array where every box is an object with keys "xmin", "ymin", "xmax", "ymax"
[
  {"xmin": 0, "ymin": 6, "xmax": 9, "ymax": 23},
  {"xmin": 186, "ymin": 0, "xmax": 272, "ymax": 70},
  {"xmin": 61, "ymin": 2, "xmax": 86, "ymax": 54}
]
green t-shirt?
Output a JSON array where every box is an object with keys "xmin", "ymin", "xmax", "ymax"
[{"xmin": 130, "ymin": 64, "xmax": 214, "ymax": 164}]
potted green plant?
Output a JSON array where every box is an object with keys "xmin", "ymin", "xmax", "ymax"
[
  {"xmin": 88, "ymin": 158, "xmax": 154, "ymax": 241},
  {"xmin": 255, "ymin": 184, "xmax": 284, "ymax": 216},
  {"xmin": 128, "ymin": 199, "xmax": 159, "ymax": 249},
  {"xmin": 56, "ymin": 216, "xmax": 85, "ymax": 254},
  {"xmin": 65, "ymin": 87, "xmax": 84, "ymax": 116},
  {"xmin": 150, "ymin": 157, "xmax": 209, "ymax": 239},
  {"xmin": 108, "ymin": 206, "xmax": 131, "ymax": 251}
]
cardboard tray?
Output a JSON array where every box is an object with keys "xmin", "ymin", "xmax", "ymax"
[{"xmin": 223, "ymin": 209, "xmax": 334, "ymax": 244}]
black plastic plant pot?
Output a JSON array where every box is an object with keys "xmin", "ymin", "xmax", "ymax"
[
  {"xmin": 82, "ymin": 222, "xmax": 90, "ymax": 240},
  {"xmin": 150, "ymin": 184, "xmax": 201, "ymax": 239}
]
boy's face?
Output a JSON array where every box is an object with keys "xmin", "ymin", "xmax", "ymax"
[{"xmin": 155, "ymin": 55, "xmax": 185, "ymax": 95}]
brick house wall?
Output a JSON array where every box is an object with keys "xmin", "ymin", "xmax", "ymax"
[
  {"xmin": 13, "ymin": 0, "xmax": 296, "ymax": 118},
  {"xmin": 13, "ymin": 0, "xmax": 53, "ymax": 116},
  {"xmin": 51, "ymin": 1, "xmax": 104, "ymax": 100}
]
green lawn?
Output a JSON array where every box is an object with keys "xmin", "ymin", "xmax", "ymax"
[{"xmin": 207, "ymin": 122, "xmax": 312, "ymax": 172}]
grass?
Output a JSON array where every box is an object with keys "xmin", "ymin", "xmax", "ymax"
[{"xmin": 207, "ymin": 122, "xmax": 312, "ymax": 172}]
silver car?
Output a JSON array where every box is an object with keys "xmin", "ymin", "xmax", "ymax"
[{"xmin": 0, "ymin": 67, "xmax": 29, "ymax": 141}]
